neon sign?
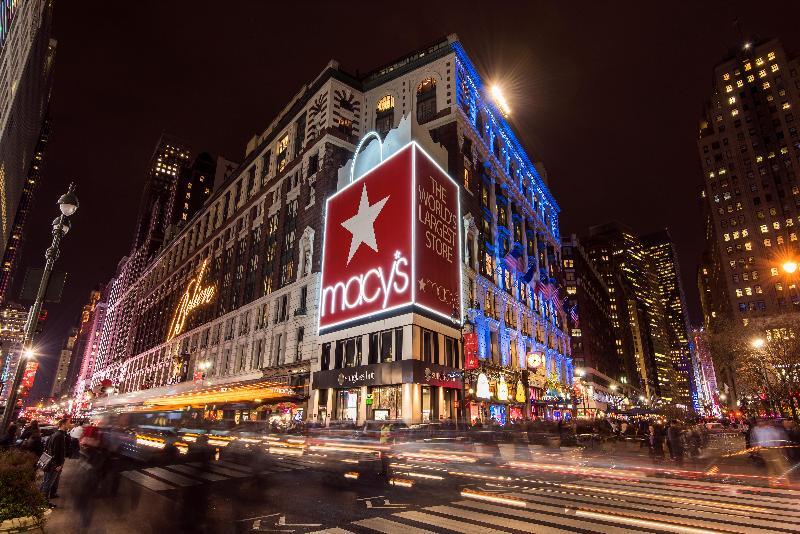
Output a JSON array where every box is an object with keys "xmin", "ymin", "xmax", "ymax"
[
  {"xmin": 167, "ymin": 259, "xmax": 215, "ymax": 341},
  {"xmin": 319, "ymin": 141, "xmax": 462, "ymax": 332}
]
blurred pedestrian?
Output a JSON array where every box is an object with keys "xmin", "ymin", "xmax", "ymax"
[
  {"xmin": 19, "ymin": 420, "xmax": 43, "ymax": 457},
  {"xmin": 688, "ymin": 425, "xmax": 702, "ymax": 460},
  {"xmin": 667, "ymin": 420, "xmax": 685, "ymax": 466},
  {"xmin": 648, "ymin": 424, "xmax": 665, "ymax": 463},
  {"xmin": 68, "ymin": 420, "xmax": 84, "ymax": 459},
  {"xmin": 1, "ymin": 418, "xmax": 20, "ymax": 449},
  {"xmin": 751, "ymin": 419, "xmax": 790, "ymax": 485},
  {"xmin": 40, "ymin": 418, "xmax": 68, "ymax": 505}
]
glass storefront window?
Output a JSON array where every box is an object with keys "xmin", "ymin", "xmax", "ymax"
[
  {"xmin": 369, "ymin": 385, "xmax": 402, "ymax": 420},
  {"xmin": 335, "ymin": 389, "xmax": 360, "ymax": 421}
]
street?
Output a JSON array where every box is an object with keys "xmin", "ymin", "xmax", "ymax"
[{"xmin": 44, "ymin": 433, "xmax": 800, "ymax": 533}]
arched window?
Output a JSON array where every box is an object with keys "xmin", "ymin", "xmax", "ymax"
[
  {"xmin": 375, "ymin": 95, "xmax": 394, "ymax": 137},
  {"xmin": 416, "ymin": 77, "xmax": 437, "ymax": 123}
]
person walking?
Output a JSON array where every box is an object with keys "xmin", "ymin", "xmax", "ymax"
[{"xmin": 40, "ymin": 418, "xmax": 68, "ymax": 506}]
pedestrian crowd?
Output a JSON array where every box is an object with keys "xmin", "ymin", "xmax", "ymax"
[{"xmin": 1, "ymin": 416, "xmax": 84, "ymax": 508}]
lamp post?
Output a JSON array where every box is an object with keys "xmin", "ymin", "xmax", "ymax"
[{"xmin": 1, "ymin": 184, "xmax": 78, "ymax": 433}]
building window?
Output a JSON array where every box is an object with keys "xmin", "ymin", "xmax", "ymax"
[
  {"xmin": 337, "ymin": 117, "xmax": 353, "ymax": 136},
  {"xmin": 416, "ymin": 78, "xmax": 437, "ymax": 124},
  {"xmin": 276, "ymin": 135, "xmax": 289, "ymax": 173},
  {"xmin": 375, "ymin": 95, "xmax": 394, "ymax": 137},
  {"xmin": 296, "ymin": 327, "xmax": 304, "ymax": 362}
]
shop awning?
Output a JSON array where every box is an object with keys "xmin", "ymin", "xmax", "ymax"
[{"xmin": 143, "ymin": 379, "xmax": 306, "ymax": 409}]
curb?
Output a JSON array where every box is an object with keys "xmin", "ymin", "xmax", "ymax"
[{"xmin": 0, "ymin": 510, "xmax": 50, "ymax": 533}]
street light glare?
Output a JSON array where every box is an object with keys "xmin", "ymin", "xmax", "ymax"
[
  {"xmin": 751, "ymin": 338, "xmax": 765, "ymax": 349},
  {"xmin": 23, "ymin": 349, "xmax": 34, "ymax": 359},
  {"xmin": 490, "ymin": 85, "xmax": 511, "ymax": 117},
  {"xmin": 782, "ymin": 260, "xmax": 798, "ymax": 274}
]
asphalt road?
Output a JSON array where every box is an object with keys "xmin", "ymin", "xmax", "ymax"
[{"xmin": 45, "ymin": 439, "xmax": 800, "ymax": 534}]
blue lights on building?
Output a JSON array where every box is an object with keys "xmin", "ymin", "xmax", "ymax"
[
  {"xmin": 0, "ymin": 0, "xmax": 18, "ymax": 51},
  {"xmin": 452, "ymin": 41, "xmax": 572, "ymax": 389}
]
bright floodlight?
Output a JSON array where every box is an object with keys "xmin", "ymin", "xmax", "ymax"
[
  {"xmin": 752, "ymin": 338, "xmax": 765, "ymax": 349},
  {"xmin": 783, "ymin": 260, "xmax": 798, "ymax": 274},
  {"xmin": 490, "ymin": 85, "xmax": 511, "ymax": 117},
  {"xmin": 24, "ymin": 349, "xmax": 34, "ymax": 359}
]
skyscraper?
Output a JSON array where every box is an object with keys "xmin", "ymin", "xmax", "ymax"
[
  {"xmin": 131, "ymin": 134, "xmax": 191, "ymax": 256},
  {"xmin": 0, "ymin": 0, "xmax": 55, "ymax": 270},
  {"xmin": 166, "ymin": 151, "xmax": 216, "ymax": 228},
  {"xmin": 0, "ymin": 303, "xmax": 28, "ymax": 403},
  {"xmin": 583, "ymin": 222, "xmax": 673, "ymax": 401},
  {"xmin": 562, "ymin": 235, "xmax": 635, "ymax": 414},
  {"xmin": 0, "ymin": 118, "xmax": 50, "ymax": 303},
  {"xmin": 63, "ymin": 287, "xmax": 104, "ymax": 396},
  {"xmin": 50, "ymin": 326, "xmax": 78, "ymax": 399},
  {"xmin": 641, "ymin": 230, "xmax": 694, "ymax": 407},
  {"xmin": 698, "ymin": 38, "xmax": 800, "ymax": 325}
]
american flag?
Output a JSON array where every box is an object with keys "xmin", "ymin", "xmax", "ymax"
[
  {"xmin": 569, "ymin": 304, "xmax": 579, "ymax": 327},
  {"xmin": 535, "ymin": 280, "xmax": 559, "ymax": 304},
  {"xmin": 502, "ymin": 242, "xmax": 525, "ymax": 273},
  {"xmin": 520, "ymin": 263, "xmax": 536, "ymax": 285}
]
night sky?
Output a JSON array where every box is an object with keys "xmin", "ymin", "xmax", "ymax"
[{"xmin": 24, "ymin": 1, "xmax": 800, "ymax": 399}]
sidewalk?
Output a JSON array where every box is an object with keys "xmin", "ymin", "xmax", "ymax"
[{"xmin": 44, "ymin": 458, "xmax": 173, "ymax": 533}]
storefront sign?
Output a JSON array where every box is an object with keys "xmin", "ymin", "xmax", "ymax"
[
  {"xmin": 319, "ymin": 142, "xmax": 461, "ymax": 332},
  {"xmin": 476, "ymin": 373, "xmax": 491, "ymax": 399},
  {"xmin": 313, "ymin": 360, "xmax": 462, "ymax": 390},
  {"xmin": 167, "ymin": 258, "xmax": 215, "ymax": 341},
  {"xmin": 337, "ymin": 369, "xmax": 376, "ymax": 387},
  {"xmin": 463, "ymin": 332, "xmax": 479, "ymax": 369}
]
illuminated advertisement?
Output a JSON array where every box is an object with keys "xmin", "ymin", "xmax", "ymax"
[
  {"xmin": 463, "ymin": 332, "xmax": 478, "ymax": 369},
  {"xmin": 20, "ymin": 361, "xmax": 38, "ymax": 394},
  {"xmin": 319, "ymin": 141, "xmax": 461, "ymax": 332},
  {"xmin": 167, "ymin": 258, "xmax": 215, "ymax": 341}
]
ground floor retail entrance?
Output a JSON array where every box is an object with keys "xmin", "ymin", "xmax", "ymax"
[{"xmin": 311, "ymin": 360, "xmax": 462, "ymax": 425}]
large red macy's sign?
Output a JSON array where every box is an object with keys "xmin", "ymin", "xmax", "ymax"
[{"xmin": 319, "ymin": 142, "xmax": 462, "ymax": 331}]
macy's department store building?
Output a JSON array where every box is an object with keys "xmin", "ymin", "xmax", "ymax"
[{"xmin": 310, "ymin": 139, "xmax": 466, "ymax": 425}]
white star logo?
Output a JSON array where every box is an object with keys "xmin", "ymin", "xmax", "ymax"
[{"xmin": 341, "ymin": 184, "xmax": 390, "ymax": 265}]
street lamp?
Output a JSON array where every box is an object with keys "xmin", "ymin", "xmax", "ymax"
[
  {"xmin": 0, "ymin": 183, "xmax": 78, "ymax": 433},
  {"xmin": 783, "ymin": 260, "xmax": 798, "ymax": 275},
  {"xmin": 751, "ymin": 338, "xmax": 765, "ymax": 349}
]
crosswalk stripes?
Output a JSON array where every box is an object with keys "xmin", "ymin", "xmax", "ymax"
[
  {"xmin": 349, "ymin": 477, "xmax": 800, "ymax": 534},
  {"xmin": 120, "ymin": 470, "xmax": 174, "ymax": 492},
  {"xmin": 119, "ymin": 456, "xmax": 320, "ymax": 492}
]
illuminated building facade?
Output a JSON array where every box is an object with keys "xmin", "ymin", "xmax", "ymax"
[
  {"xmin": 86, "ymin": 36, "xmax": 571, "ymax": 424},
  {"xmin": 0, "ymin": 303, "xmax": 28, "ymax": 403},
  {"xmin": 62, "ymin": 287, "xmax": 103, "ymax": 396},
  {"xmin": 132, "ymin": 134, "xmax": 191, "ymax": 257},
  {"xmin": 698, "ymin": 38, "xmax": 800, "ymax": 323},
  {"xmin": 0, "ymin": 118, "xmax": 50, "ymax": 303},
  {"xmin": 168, "ymin": 152, "xmax": 216, "ymax": 227},
  {"xmin": 641, "ymin": 230, "xmax": 694, "ymax": 408},
  {"xmin": 583, "ymin": 223, "xmax": 670, "ymax": 402},
  {"xmin": 562, "ymin": 235, "xmax": 635, "ymax": 415},
  {"xmin": 0, "ymin": 0, "xmax": 54, "ymax": 265}
]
